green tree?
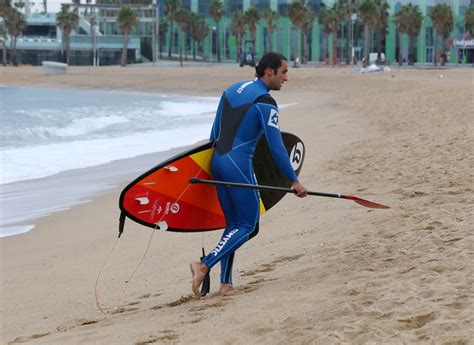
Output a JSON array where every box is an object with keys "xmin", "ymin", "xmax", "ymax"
[
  {"xmin": 165, "ymin": 0, "xmax": 179, "ymax": 58},
  {"xmin": 319, "ymin": 7, "xmax": 333, "ymax": 64},
  {"xmin": 359, "ymin": 0, "xmax": 378, "ymax": 67},
  {"xmin": 117, "ymin": 6, "xmax": 138, "ymax": 67},
  {"xmin": 56, "ymin": 4, "xmax": 79, "ymax": 65},
  {"xmin": 300, "ymin": 8, "xmax": 315, "ymax": 63},
  {"xmin": 231, "ymin": 10, "xmax": 246, "ymax": 63},
  {"xmin": 465, "ymin": 5, "xmax": 474, "ymax": 35},
  {"xmin": 1, "ymin": 0, "xmax": 12, "ymax": 66},
  {"xmin": 338, "ymin": 0, "xmax": 358, "ymax": 65},
  {"xmin": 288, "ymin": 0, "xmax": 307, "ymax": 66},
  {"xmin": 262, "ymin": 8, "xmax": 279, "ymax": 52},
  {"xmin": 209, "ymin": 0, "xmax": 224, "ymax": 62},
  {"xmin": 374, "ymin": 0, "xmax": 390, "ymax": 64},
  {"xmin": 175, "ymin": 7, "xmax": 192, "ymax": 66},
  {"xmin": 430, "ymin": 3, "xmax": 454, "ymax": 66},
  {"xmin": 190, "ymin": 13, "xmax": 208, "ymax": 60},
  {"xmin": 158, "ymin": 17, "xmax": 169, "ymax": 59},
  {"xmin": 244, "ymin": 6, "xmax": 260, "ymax": 58},
  {"xmin": 394, "ymin": 4, "xmax": 422, "ymax": 66},
  {"xmin": 5, "ymin": 5, "xmax": 25, "ymax": 66}
]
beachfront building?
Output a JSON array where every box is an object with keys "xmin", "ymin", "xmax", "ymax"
[
  {"xmin": 158, "ymin": 0, "xmax": 473, "ymax": 65},
  {"xmin": 2, "ymin": 1, "xmax": 159, "ymax": 65}
]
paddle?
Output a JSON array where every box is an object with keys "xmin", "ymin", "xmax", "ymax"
[{"xmin": 189, "ymin": 177, "xmax": 389, "ymax": 209}]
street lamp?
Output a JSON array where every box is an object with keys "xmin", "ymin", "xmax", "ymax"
[
  {"xmin": 351, "ymin": 12, "xmax": 357, "ymax": 65},
  {"xmin": 210, "ymin": 26, "xmax": 216, "ymax": 63}
]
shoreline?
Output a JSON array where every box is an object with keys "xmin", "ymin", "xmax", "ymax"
[
  {"xmin": 1, "ymin": 66, "xmax": 472, "ymax": 344},
  {"xmin": 0, "ymin": 140, "xmax": 206, "ymax": 237}
]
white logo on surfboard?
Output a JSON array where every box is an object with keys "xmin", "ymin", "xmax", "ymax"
[{"xmin": 290, "ymin": 142, "xmax": 304, "ymax": 170}]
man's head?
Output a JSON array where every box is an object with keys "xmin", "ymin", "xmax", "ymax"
[{"xmin": 255, "ymin": 52, "xmax": 288, "ymax": 91}]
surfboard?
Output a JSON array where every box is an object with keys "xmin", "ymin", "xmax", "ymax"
[{"xmin": 118, "ymin": 132, "xmax": 305, "ymax": 235}]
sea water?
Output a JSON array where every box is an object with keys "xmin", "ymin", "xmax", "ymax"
[{"xmin": 0, "ymin": 86, "xmax": 218, "ymax": 237}]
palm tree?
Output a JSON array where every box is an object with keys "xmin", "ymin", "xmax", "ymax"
[
  {"xmin": 262, "ymin": 8, "xmax": 279, "ymax": 52},
  {"xmin": 319, "ymin": 7, "xmax": 333, "ymax": 64},
  {"xmin": 430, "ymin": 4, "xmax": 454, "ymax": 66},
  {"xmin": 244, "ymin": 6, "xmax": 260, "ymax": 58},
  {"xmin": 231, "ymin": 10, "xmax": 246, "ymax": 63},
  {"xmin": 56, "ymin": 4, "xmax": 79, "ymax": 65},
  {"xmin": 374, "ymin": 0, "xmax": 390, "ymax": 65},
  {"xmin": 330, "ymin": 2, "xmax": 345, "ymax": 66},
  {"xmin": 209, "ymin": 0, "xmax": 224, "ymax": 62},
  {"xmin": 394, "ymin": 4, "xmax": 422, "ymax": 66},
  {"xmin": 158, "ymin": 18, "xmax": 169, "ymax": 59},
  {"xmin": 288, "ymin": 0, "xmax": 307, "ymax": 66},
  {"xmin": 175, "ymin": 7, "xmax": 191, "ymax": 66},
  {"xmin": 165, "ymin": 0, "xmax": 179, "ymax": 59},
  {"xmin": 465, "ymin": 5, "xmax": 474, "ymax": 36},
  {"xmin": 117, "ymin": 6, "xmax": 138, "ymax": 67},
  {"xmin": 300, "ymin": 8, "xmax": 315, "ymax": 63},
  {"xmin": 1, "ymin": 0, "xmax": 11, "ymax": 66},
  {"xmin": 190, "ymin": 13, "xmax": 208, "ymax": 60},
  {"xmin": 359, "ymin": 0, "xmax": 378, "ymax": 67},
  {"xmin": 5, "ymin": 6, "xmax": 25, "ymax": 66},
  {"xmin": 338, "ymin": 0, "xmax": 357, "ymax": 65}
]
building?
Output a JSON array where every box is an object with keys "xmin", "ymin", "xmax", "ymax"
[{"xmin": 158, "ymin": 0, "xmax": 473, "ymax": 65}]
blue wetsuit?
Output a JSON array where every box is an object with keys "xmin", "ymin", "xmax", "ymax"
[{"xmin": 202, "ymin": 78, "xmax": 298, "ymax": 285}]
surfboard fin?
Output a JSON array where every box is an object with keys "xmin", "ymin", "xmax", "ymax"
[
  {"xmin": 200, "ymin": 248, "xmax": 210, "ymax": 297},
  {"xmin": 118, "ymin": 212, "xmax": 126, "ymax": 238}
]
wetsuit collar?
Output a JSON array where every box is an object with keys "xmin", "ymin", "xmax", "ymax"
[{"xmin": 255, "ymin": 77, "xmax": 270, "ymax": 91}]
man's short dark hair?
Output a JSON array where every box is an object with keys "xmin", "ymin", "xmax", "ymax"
[{"xmin": 255, "ymin": 52, "xmax": 288, "ymax": 78}]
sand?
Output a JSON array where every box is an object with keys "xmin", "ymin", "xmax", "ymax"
[{"xmin": 0, "ymin": 65, "xmax": 472, "ymax": 344}]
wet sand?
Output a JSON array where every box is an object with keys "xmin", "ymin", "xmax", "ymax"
[{"xmin": 0, "ymin": 65, "xmax": 472, "ymax": 344}]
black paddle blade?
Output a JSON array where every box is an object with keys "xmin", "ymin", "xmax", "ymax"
[{"xmin": 200, "ymin": 248, "xmax": 210, "ymax": 296}]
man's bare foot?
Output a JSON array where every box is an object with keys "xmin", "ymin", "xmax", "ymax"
[
  {"xmin": 217, "ymin": 284, "xmax": 233, "ymax": 296},
  {"xmin": 190, "ymin": 262, "xmax": 209, "ymax": 295}
]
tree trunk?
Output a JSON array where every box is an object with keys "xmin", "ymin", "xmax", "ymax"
[
  {"xmin": 236, "ymin": 33, "xmax": 241, "ymax": 63},
  {"xmin": 168, "ymin": 20, "xmax": 174, "ymax": 58},
  {"xmin": 179, "ymin": 29, "xmax": 183, "ymax": 67},
  {"xmin": 433, "ymin": 31, "xmax": 437, "ymax": 66},
  {"xmin": 408, "ymin": 36, "xmax": 414, "ymax": 65},
  {"xmin": 121, "ymin": 32, "xmax": 128, "ymax": 67},
  {"xmin": 301, "ymin": 31, "xmax": 306, "ymax": 64},
  {"xmin": 268, "ymin": 30, "xmax": 273, "ymax": 52},
  {"xmin": 363, "ymin": 24, "xmax": 370, "ymax": 67},
  {"xmin": 376, "ymin": 28, "xmax": 382, "ymax": 65},
  {"xmin": 325, "ymin": 34, "xmax": 330, "ymax": 64},
  {"xmin": 398, "ymin": 31, "xmax": 403, "ymax": 66},
  {"xmin": 346, "ymin": 20, "xmax": 351, "ymax": 64},
  {"xmin": 3, "ymin": 32, "xmax": 7, "ymax": 66},
  {"xmin": 292, "ymin": 29, "xmax": 297, "ymax": 67},
  {"xmin": 12, "ymin": 37, "xmax": 18, "ymax": 66},
  {"xmin": 332, "ymin": 22, "xmax": 338, "ymax": 66},
  {"xmin": 66, "ymin": 36, "xmax": 71, "ymax": 65},
  {"xmin": 216, "ymin": 23, "xmax": 221, "ymax": 62},
  {"xmin": 193, "ymin": 40, "xmax": 196, "ymax": 60}
]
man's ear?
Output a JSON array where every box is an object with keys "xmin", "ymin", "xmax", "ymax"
[{"xmin": 265, "ymin": 67, "xmax": 274, "ymax": 77}]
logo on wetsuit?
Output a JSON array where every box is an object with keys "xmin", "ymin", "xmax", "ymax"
[
  {"xmin": 267, "ymin": 109, "xmax": 280, "ymax": 129},
  {"xmin": 211, "ymin": 228, "xmax": 239, "ymax": 256}
]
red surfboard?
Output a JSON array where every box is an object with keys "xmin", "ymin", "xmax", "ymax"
[{"xmin": 118, "ymin": 132, "xmax": 304, "ymax": 235}]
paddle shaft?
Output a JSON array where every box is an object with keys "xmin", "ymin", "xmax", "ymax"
[{"xmin": 189, "ymin": 177, "xmax": 344, "ymax": 199}]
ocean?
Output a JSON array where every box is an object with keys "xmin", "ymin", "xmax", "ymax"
[{"xmin": 0, "ymin": 86, "xmax": 218, "ymax": 237}]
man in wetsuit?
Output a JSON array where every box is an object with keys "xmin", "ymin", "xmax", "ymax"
[{"xmin": 190, "ymin": 52, "xmax": 307, "ymax": 296}]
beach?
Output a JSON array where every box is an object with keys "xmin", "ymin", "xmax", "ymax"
[{"xmin": 0, "ymin": 65, "xmax": 472, "ymax": 344}]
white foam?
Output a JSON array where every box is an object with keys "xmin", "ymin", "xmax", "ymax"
[
  {"xmin": 0, "ymin": 225, "xmax": 35, "ymax": 237},
  {"xmin": 1, "ymin": 124, "xmax": 211, "ymax": 184}
]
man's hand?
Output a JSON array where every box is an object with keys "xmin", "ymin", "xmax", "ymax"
[{"xmin": 292, "ymin": 180, "xmax": 308, "ymax": 198}]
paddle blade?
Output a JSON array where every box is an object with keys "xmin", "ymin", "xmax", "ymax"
[{"xmin": 345, "ymin": 195, "xmax": 390, "ymax": 209}]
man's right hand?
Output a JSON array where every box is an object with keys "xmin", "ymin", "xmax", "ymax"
[{"xmin": 292, "ymin": 180, "xmax": 308, "ymax": 198}]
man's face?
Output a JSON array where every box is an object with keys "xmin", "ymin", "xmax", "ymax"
[{"xmin": 267, "ymin": 60, "xmax": 289, "ymax": 91}]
